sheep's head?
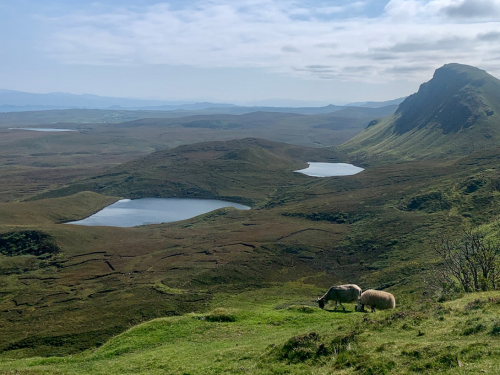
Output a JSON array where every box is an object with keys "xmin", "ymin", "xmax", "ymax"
[
  {"xmin": 317, "ymin": 297, "xmax": 325, "ymax": 309},
  {"xmin": 355, "ymin": 300, "xmax": 364, "ymax": 312}
]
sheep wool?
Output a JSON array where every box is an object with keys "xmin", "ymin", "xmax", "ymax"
[
  {"xmin": 356, "ymin": 290, "xmax": 396, "ymax": 312},
  {"xmin": 317, "ymin": 284, "xmax": 362, "ymax": 310}
]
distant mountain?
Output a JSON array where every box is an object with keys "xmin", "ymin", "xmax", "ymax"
[
  {"xmin": 341, "ymin": 64, "xmax": 500, "ymax": 160},
  {"xmin": 0, "ymin": 105, "xmax": 78, "ymax": 112},
  {"xmin": 237, "ymin": 99, "xmax": 331, "ymax": 107},
  {"xmin": 346, "ymin": 97, "xmax": 407, "ymax": 108},
  {"xmin": 326, "ymin": 105, "xmax": 399, "ymax": 118},
  {"xmin": 125, "ymin": 102, "xmax": 239, "ymax": 111},
  {"xmin": 0, "ymin": 89, "xmax": 388, "ymax": 115},
  {"xmin": 0, "ymin": 90, "xmax": 238, "ymax": 112},
  {"xmin": 0, "ymin": 87, "xmax": 405, "ymax": 118}
]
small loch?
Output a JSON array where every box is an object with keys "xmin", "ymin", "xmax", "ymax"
[
  {"xmin": 9, "ymin": 128, "xmax": 77, "ymax": 132},
  {"xmin": 67, "ymin": 198, "xmax": 251, "ymax": 228},
  {"xmin": 294, "ymin": 162, "xmax": 364, "ymax": 177}
]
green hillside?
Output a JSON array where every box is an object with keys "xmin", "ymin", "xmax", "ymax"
[
  {"xmin": 32, "ymin": 138, "xmax": 344, "ymax": 205},
  {"xmin": 2, "ymin": 65, "xmax": 500, "ymax": 371},
  {"xmin": 4, "ymin": 137, "xmax": 500, "ymax": 357},
  {"xmin": 342, "ymin": 64, "xmax": 500, "ymax": 160},
  {"xmin": 1, "ymin": 286, "xmax": 499, "ymax": 374}
]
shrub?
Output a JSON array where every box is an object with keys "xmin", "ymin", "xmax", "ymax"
[
  {"xmin": 203, "ymin": 308, "xmax": 236, "ymax": 322},
  {"xmin": 270, "ymin": 330, "xmax": 358, "ymax": 364},
  {"xmin": 465, "ymin": 299, "xmax": 488, "ymax": 310},
  {"xmin": 491, "ymin": 320, "xmax": 500, "ymax": 336},
  {"xmin": 0, "ymin": 231, "xmax": 59, "ymax": 257},
  {"xmin": 463, "ymin": 323, "xmax": 486, "ymax": 336},
  {"xmin": 426, "ymin": 229, "xmax": 500, "ymax": 296},
  {"xmin": 275, "ymin": 332, "xmax": 327, "ymax": 363}
]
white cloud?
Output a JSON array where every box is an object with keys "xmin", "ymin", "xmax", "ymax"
[{"xmin": 43, "ymin": 0, "xmax": 500, "ymax": 83}]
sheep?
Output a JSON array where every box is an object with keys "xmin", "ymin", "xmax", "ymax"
[
  {"xmin": 355, "ymin": 290, "xmax": 396, "ymax": 312},
  {"xmin": 317, "ymin": 284, "xmax": 362, "ymax": 311}
]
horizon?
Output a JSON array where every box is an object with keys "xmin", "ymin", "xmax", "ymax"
[{"xmin": 0, "ymin": 86, "xmax": 409, "ymax": 107}]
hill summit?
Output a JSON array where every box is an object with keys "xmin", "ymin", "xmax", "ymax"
[{"xmin": 342, "ymin": 63, "xmax": 500, "ymax": 160}]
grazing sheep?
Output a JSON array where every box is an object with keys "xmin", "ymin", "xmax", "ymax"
[
  {"xmin": 317, "ymin": 284, "xmax": 362, "ymax": 311},
  {"xmin": 356, "ymin": 290, "xmax": 396, "ymax": 312}
]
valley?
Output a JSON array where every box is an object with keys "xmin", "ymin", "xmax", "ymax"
[{"xmin": 1, "ymin": 63, "xmax": 500, "ymax": 374}]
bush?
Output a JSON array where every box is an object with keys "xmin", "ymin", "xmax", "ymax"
[
  {"xmin": 491, "ymin": 320, "xmax": 500, "ymax": 336},
  {"xmin": 464, "ymin": 299, "xmax": 488, "ymax": 310},
  {"xmin": 278, "ymin": 332, "xmax": 327, "ymax": 363},
  {"xmin": 0, "ymin": 231, "xmax": 59, "ymax": 257},
  {"xmin": 270, "ymin": 331, "xmax": 358, "ymax": 364},
  {"xmin": 463, "ymin": 323, "xmax": 486, "ymax": 336},
  {"xmin": 203, "ymin": 308, "xmax": 236, "ymax": 322},
  {"xmin": 426, "ymin": 229, "xmax": 500, "ymax": 296}
]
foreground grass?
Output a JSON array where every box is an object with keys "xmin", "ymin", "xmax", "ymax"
[{"xmin": 0, "ymin": 284, "xmax": 499, "ymax": 374}]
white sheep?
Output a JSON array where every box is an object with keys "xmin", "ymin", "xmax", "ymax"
[
  {"xmin": 355, "ymin": 289, "xmax": 396, "ymax": 312},
  {"xmin": 317, "ymin": 284, "xmax": 362, "ymax": 311}
]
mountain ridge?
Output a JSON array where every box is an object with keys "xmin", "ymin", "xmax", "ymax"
[
  {"xmin": 0, "ymin": 89, "xmax": 405, "ymax": 114},
  {"xmin": 341, "ymin": 63, "xmax": 500, "ymax": 160}
]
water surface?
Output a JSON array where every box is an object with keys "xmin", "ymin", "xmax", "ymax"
[
  {"xmin": 294, "ymin": 162, "xmax": 364, "ymax": 177},
  {"xmin": 9, "ymin": 128, "xmax": 77, "ymax": 132},
  {"xmin": 67, "ymin": 198, "xmax": 250, "ymax": 228}
]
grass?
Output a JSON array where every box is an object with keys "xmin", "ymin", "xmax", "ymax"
[
  {"xmin": 3, "ymin": 140, "xmax": 500, "ymax": 356},
  {"xmin": 0, "ymin": 285, "xmax": 499, "ymax": 374},
  {"xmin": 1, "ymin": 99, "xmax": 500, "ymax": 365}
]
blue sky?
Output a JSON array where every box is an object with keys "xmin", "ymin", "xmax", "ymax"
[{"xmin": 1, "ymin": 0, "xmax": 499, "ymax": 104}]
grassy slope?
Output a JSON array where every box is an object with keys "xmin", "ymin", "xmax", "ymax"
[
  {"xmin": 1, "ymin": 284, "xmax": 499, "ymax": 374},
  {"xmin": 31, "ymin": 138, "xmax": 345, "ymax": 205},
  {"xmin": 3, "ymin": 141, "xmax": 500, "ymax": 356},
  {"xmin": 1, "ymin": 95, "xmax": 500, "ymax": 363}
]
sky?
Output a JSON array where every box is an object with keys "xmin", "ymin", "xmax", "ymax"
[{"xmin": 1, "ymin": 0, "xmax": 500, "ymax": 104}]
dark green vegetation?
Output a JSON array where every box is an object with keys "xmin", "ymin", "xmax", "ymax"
[
  {"xmin": 1, "ymin": 63, "xmax": 500, "ymax": 373},
  {"xmin": 429, "ymin": 230, "xmax": 500, "ymax": 297},
  {"xmin": 0, "ymin": 231, "xmax": 58, "ymax": 257},
  {"xmin": 342, "ymin": 64, "xmax": 500, "ymax": 160}
]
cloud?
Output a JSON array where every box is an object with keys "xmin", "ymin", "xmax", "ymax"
[
  {"xmin": 477, "ymin": 31, "xmax": 500, "ymax": 41},
  {"xmin": 381, "ymin": 37, "xmax": 471, "ymax": 53},
  {"xmin": 384, "ymin": 65, "xmax": 434, "ymax": 74},
  {"xmin": 440, "ymin": 0, "xmax": 500, "ymax": 19},
  {"xmin": 281, "ymin": 45, "xmax": 300, "ymax": 53},
  {"xmin": 384, "ymin": 0, "xmax": 500, "ymax": 20},
  {"xmin": 41, "ymin": 0, "xmax": 500, "ymax": 82}
]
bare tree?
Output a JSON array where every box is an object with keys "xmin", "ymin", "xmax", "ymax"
[{"xmin": 428, "ymin": 230, "xmax": 500, "ymax": 295}]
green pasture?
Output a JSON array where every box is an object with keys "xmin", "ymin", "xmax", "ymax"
[{"xmin": 0, "ymin": 285, "xmax": 499, "ymax": 374}]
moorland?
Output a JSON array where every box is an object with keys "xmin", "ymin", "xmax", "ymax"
[{"xmin": 1, "ymin": 63, "xmax": 500, "ymax": 374}]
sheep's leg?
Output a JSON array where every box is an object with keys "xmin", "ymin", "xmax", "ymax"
[
  {"xmin": 371, "ymin": 306, "xmax": 375, "ymax": 313},
  {"xmin": 339, "ymin": 301, "xmax": 345, "ymax": 311},
  {"xmin": 333, "ymin": 301, "xmax": 338, "ymax": 310}
]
